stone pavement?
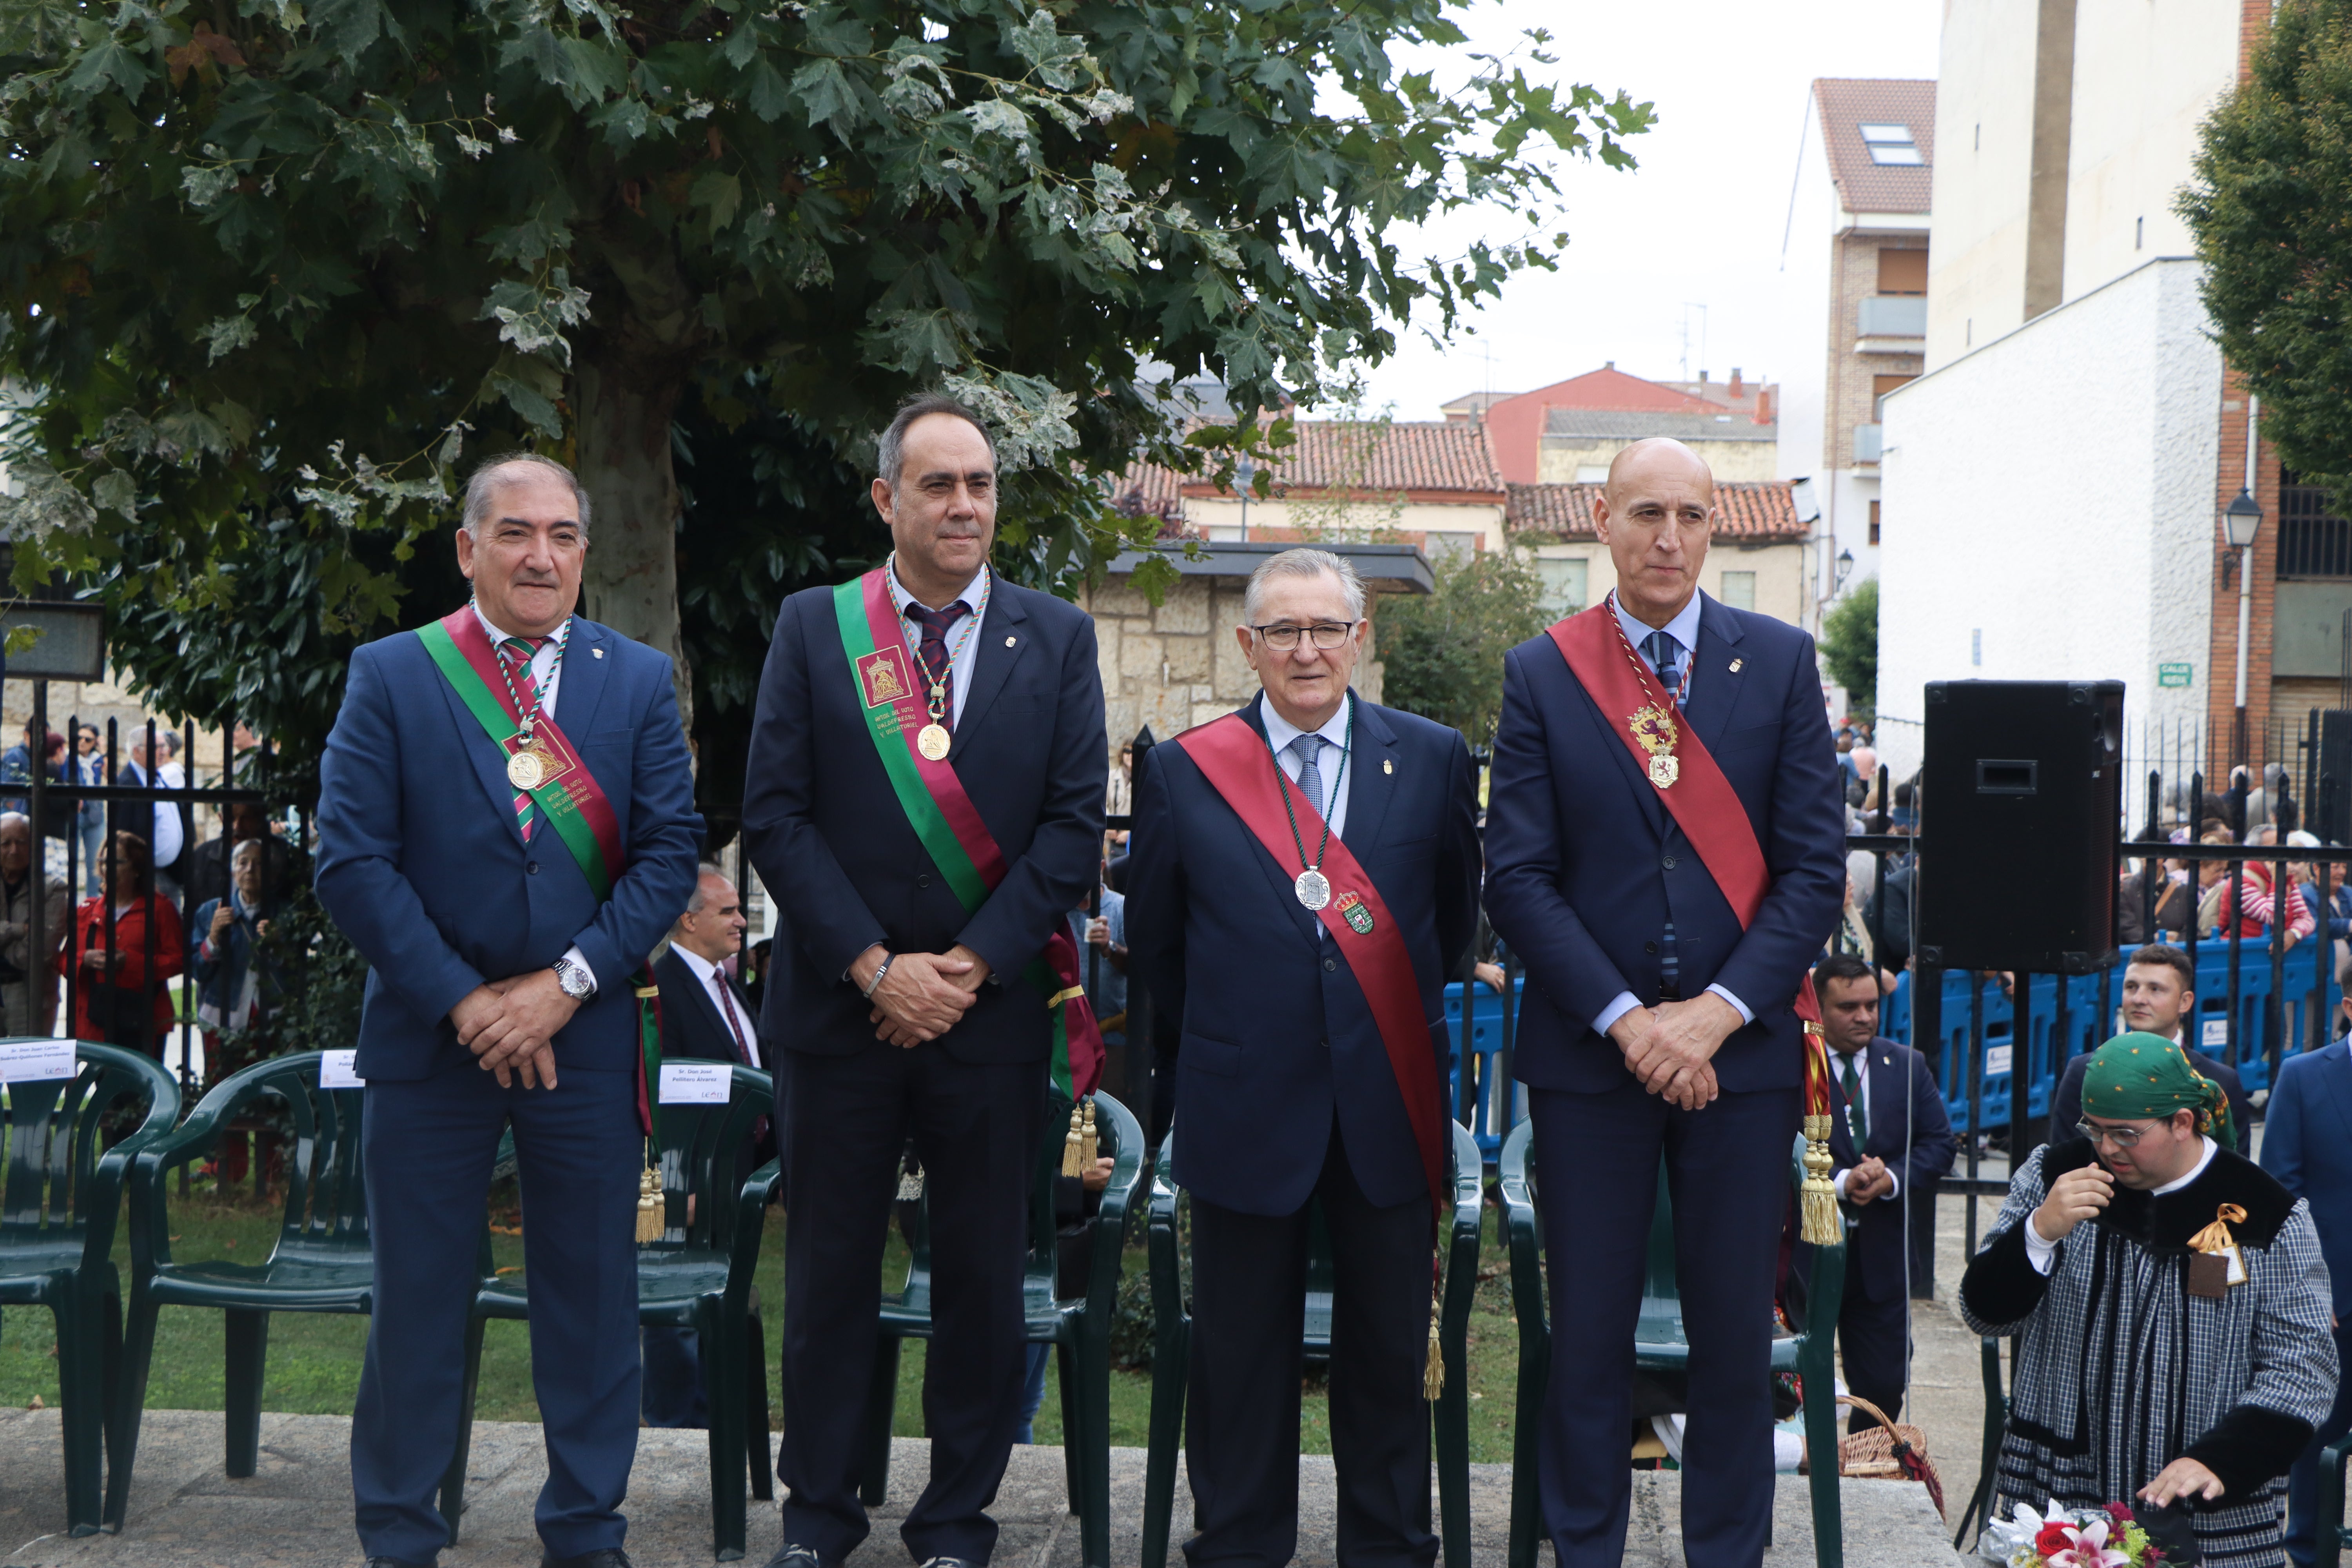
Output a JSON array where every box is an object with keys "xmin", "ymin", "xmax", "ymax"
[{"xmin": 0, "ymin": 1408, "xmax": 1959, "ymax": 1568}]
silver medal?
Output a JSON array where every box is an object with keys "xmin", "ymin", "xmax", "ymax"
[{"xmin": 1294, "ymin": 869, "xmax": 1331, "ymax": 910}]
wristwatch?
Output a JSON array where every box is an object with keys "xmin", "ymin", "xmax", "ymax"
[{"xmin": 552, "ymin": 956, "xmax": 596, "ymax": 1001}]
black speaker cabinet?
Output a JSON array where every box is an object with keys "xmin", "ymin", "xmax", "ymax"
[{"xmin": 1916, "ymin": 680, "xmax": 2124, "ymax": 975}]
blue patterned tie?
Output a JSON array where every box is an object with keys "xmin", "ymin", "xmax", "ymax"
[
  {"xmin": 1289, "ymin": 733, "xmax": 1325, "ymax": 820},
  {"xmin": 1642, "ymin": 629, "xmax": 1684, "ymax": 704}
]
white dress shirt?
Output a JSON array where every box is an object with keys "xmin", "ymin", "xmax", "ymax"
[
  {"xmin": 1592, "ymin": 591, "xmax": 1750, "ymax": 1038},
  {"xmin": 473, "ymin": 603, "xmax": 592, "ymax": 993},
  {"xmin": 886, "ymin": 557, "xmax": 993, "ymax": 721},
  {"xmin": 2023, "ymin": 1134, "xmax": 2218, "ymax": 1274},
  {"xmin": 1829, "ymin": 1044, "xmax": 1900, "ymax": 1200},
  {"xmin": 672, "ymin": 942, "xmax": 760, "ymax": 1068}
]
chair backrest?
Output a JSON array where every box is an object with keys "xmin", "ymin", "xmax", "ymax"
[
  {"xmin": 164, "ymin": 1052, "xmax": 369, "ymax": 1261},
  {"xmin": 1, "ymin": 1040, "xmax": 181, "ymax": 1256},
  {"xmin": 1641, "ymin": 1159, "xmax": 1677, "ymax": 1301},
  {"xmin": 643, "ymin": 1063, "xmax": 774, "ymax": 1254}
]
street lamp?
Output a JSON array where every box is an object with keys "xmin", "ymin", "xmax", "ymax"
[
  {"xmin": 2223, "ymin": 485, "xmax": 2263, "ymax": 766},
  {"xmin": 1835, "ymin": 547, "xmax": 1855, "ymax": 591},
  {"xmin": 1236, "ymin": 453, "xmax": 1256, "ymax": 543}
]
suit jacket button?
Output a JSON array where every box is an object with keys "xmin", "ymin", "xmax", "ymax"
[
  {"xmin": 917, "ymin": 873, "xmax": 932, "ymax": 889},
  {"xmin": 1662, "ymin": 855, "xmax": 1677, "ymax": 870},
  {"xmin": 1320, "ymin": 1037, "xmax": 1329, "ymax": 1049},
  {"xmin": 1645, "ymin": 941, "xmax": 1659, "ymax": 955},
  {"xmin": 526, "ymin": 861, "xmax": 539, "ymax": 876},
  {"xmin": 1323, "ymin": 957, "xmax": 1337, "ymax": 972}
]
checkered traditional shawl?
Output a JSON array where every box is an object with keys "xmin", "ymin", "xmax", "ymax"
[{"xmin": 1962, "ymin": 1144, "xmax": 2338, "ymax": 1568}]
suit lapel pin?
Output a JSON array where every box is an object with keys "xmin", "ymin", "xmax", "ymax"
[
  {"xmin": 1383, "ymin": 759, "xmax": 1393, "ymax": 775},
  {"xmin": 1728, "ymin": 657, "xmax": 1742, "ymax": 673},
  {"xmin": 1005, "ymin": 635, "xmax": 1016, "ymax": 647}
]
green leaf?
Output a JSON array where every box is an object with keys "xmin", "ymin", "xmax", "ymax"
[
  {"xmin": 308, "ymin": 0, "xmax": 386, "ymax": 63},
  {"xmin": 744, "ymin": 58, "xmax": 793, "ymax": 121},
  {"xmin": 792, "ymin": 58, "xmax": 863, "ymax": 138},
  {"xmin": 691, "ymin": 170, "xmax": 743, "ymax": 232},
  {"xmin": 92, "ymin": 471, "xmax": 138, "ymax": 520}
]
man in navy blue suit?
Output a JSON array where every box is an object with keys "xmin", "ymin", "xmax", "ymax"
[
  {"xmin": 1485, "ymin": 438, "xmax": 1844, "ymax": 1568},
  {"xmin": 1127, "ymin": 548, "xmax": 1479, "ymax": 1568},
  {"xmin": 317, "ymin": 453, "xmax": 703, "ymax": 1568},
  {"xmin": 741, "ymin": 394, "xmax": 1105, "ymax": 1568},
  {"xmin": 2260, "ymin": 1021, "xmax": 2352, "ymax": 1563},
  {"xmin": 1805, "ymin": 953, "xmax": 1955, "ymax": 1433}
]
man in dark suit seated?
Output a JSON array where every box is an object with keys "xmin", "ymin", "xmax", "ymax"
[
  {"xmin": 316, "ymin": 452, "xmax": 703, "ymax": 1568},
  {"xmin": 1804, "ymin": 953, "xmax": 1956, "ymax": 1432},
  {"xmin": 2049, "ymin": 943, "xmax": 2249, "ymax": 1152},
  {"xmin": 1485, "ymin": 438, "xmax": 1845, "ymax": 1567},
  {"xmin": 1127, "ymin": 548, "xmax": 1479, "ymax": 1568},
  {"xmin": 742, "ymin": 393, "xmax": 1105, "ymax": 1568},
  {"xmin": 642, "ymin": 864, "xmax": 771, "ymax": 1430}
]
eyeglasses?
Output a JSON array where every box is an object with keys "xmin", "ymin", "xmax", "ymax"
[
  {"xmin": 2076, "ymin": 1120, "xmax": 2157, "ymax": 1149},
  {"xmin": 1251, "ymin": 621, "xmax": 1357, "ymax": 652}
]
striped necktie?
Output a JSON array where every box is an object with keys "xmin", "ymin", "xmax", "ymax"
[
  {"xmin": 499, "ymin": 636, "xmax": 546, "ymax": 839},
  {"xmin": 1642, "ymin": 629, "xmax": 1684, "ymax": 705}
]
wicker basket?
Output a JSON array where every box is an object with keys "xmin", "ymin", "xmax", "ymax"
[{"xmin": 1835, "ymin": 1393, "xmax": 1945, "ymax": 1521}]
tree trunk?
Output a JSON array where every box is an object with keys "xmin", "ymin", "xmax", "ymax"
[{"xmin": 573, "ymin": 352, "xmax": 694, "ymax": 744}]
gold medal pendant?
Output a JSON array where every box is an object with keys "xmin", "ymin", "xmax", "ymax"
[
  {"xmin": 506, "ymin": 747, "xmax": 547, "ymax": 791},
  {"xmin": 917, "ymin": 723, "xmax": 953, "ymax": 761},
  {"xmin": 1648, "ymin": 754, "xmax": 1679, "ymax": 790}
]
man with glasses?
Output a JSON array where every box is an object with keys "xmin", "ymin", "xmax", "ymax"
[
  {"xmin": 2049, "ymin": 943, "xmax": 2250, "ymax": 1152},
  {"xmin": 1128, "ymin": 547, "xmax": 1479, "ymax": 1568},
  {"xmin": 1961, "ymin": 1033, "xmax": 2336, "ymax": 1568}
]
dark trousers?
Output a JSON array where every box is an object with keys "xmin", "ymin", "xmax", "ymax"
[
  {"xmin": 352, "ymin": 1054, "xmax": 641, "ymax": 1564},
  {"xmin": 1184, "ymin": 1122, "xmax": 1436, "ymax": 1568},
  {"xmin": 1530, "ymin": 1080, "xmax": 1800, "ymax": 1568},
  {"xmin": 1835, "ymin": 1268, "xmax": 1909, "ymax": 1435},
  {"xmin": 642, "ymin": 1327, "xmax": 709, "ymax": 1429},
  {"xmin": 2285, "ymin": 1323, "xmax": 2352, "ymax": 1564},
  {"xmin": 777, "ymin": 1042, "xmax": 1045, "ymax": 1564}
]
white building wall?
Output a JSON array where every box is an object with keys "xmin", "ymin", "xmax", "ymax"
[
  {"xmin": 1876, "ymin": 259, "xmax": 2218, "ymax": 778},
  {"xmin": 2062, "ymin": 0, "xmax": 2240, "ymax": 300},
  {"xmin": 1777, "ymin": 96, "xmax": 1836, "ymax": 501},
  {"xmin": 1924, "ymin": 0, "xmax": 2042, "ymax": 370}
]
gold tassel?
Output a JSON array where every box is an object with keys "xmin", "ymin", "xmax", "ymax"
[
  {"xmin": 1060, "ymin": 1102, "xmax": 1086, "ymax": 1178},
  {"xmin": 1798, "ymin": 1114, "xmax": 1841, "ymax": 1247},
  {"xmin": 636, "ymin": 1163, "xmax": 666, "ymax": 1243},
  {"xmin": 1078, "ymin": 1098, "xmax": 1098, "ymax": 1170},
  {"xmin": 896, "ymin": 1160, "xmax": 925, "ymax": 1202},
  {"xmin": 1423, "ymin": 1280, "xmax": 1445, "ymax": 1402}
]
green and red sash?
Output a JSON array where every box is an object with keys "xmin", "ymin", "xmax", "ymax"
[
  {"xmin": 1547, "ymin": 598, "xmax": 1837, "ymax": 1244},
  {"xmin": 831, "ymin": 569, "xmax": 1104, "ymax": 1099},
  {"xmin": 1172, "ymin": 710, "xmax": 1449, "ymax": 1230},
  {"xmin": 416, "ymin": 608, "xmax": 625, "ymax": 901}
]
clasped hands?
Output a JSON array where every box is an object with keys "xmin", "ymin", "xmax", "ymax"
[
  {"xmin": 851, "ymin": 944, "xmax": 993, "ymax": 1048},
  {"xmin": 452, "ymin": 970, "xmax": 580, "ymax": 1090},
  {"xmin": 1844, "ymin": 1155, "xmax": 1894, "ymax": 1205},
  {"xmin": 1606, "ymin": 993, "xmax": 1742, "ymax": 1110}
]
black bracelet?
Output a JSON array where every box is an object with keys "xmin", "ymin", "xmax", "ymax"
[{"xmin": 861, "ymin": 953, "xmax": 895, "ymax": 999}]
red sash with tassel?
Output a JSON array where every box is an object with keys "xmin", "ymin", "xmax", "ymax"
[{"xmin": 1546, "ymin": 596, "xmax": 1841, "ymax": 1243}]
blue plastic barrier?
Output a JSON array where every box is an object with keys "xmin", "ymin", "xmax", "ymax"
[
  {"xmin": 1903, "ymin": 943, "xmax": 2339, "ymax": 1134},
  {"xmin": 1443, "ymin": 978, "xmax": 1524, "ymax": 1159}
]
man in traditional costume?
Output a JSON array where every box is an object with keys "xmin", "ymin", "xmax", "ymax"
[
  {"xmin": 741, "ymin": 393, "xmax": 1106, "ymax": 1568},
  {"xmin": 316, "ymin": 453, "xmax": 703, "ymax": 1568},
  {"xmin": 1126, "ymin": 548, "xmax": 1480, "ymax": 1568},
  {"xmin": 1961, "ymin": 1033, "xmax": 2339, "ymax": 1568},
  {"xmin": 1484, "ymin": 437, "xmax": 1846, "ymax": 1566}
]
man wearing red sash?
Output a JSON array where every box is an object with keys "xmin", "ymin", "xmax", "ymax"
[
  {"xmin": 740, "ymin": 394, "xmax": 1106, "ymax": 1568},
  {"xmin": 316, "ymin": 453, "xmax": 704, "ymax": 1568},
  {"xmin": 1485, "ymin": 439, "xmax": 1844, "ymax": 1568},
  {"xmin": 1127, "ymin": 548, "xmax": 1479, "ymax": 1568}
]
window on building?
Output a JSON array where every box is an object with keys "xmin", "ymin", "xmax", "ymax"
[
  {"xmin": 1719, "ymin": 570, "xmax": 1756, "ymax": 611},
  {"xmin": 2279, "ymin": 472, "xmax": 2352, "ymax": 579},
  {"xmin": 1868, "ymin": 500, "xmax": 1881, "ymax": 546},
  {"xmin": 1872, "ymin": 374, "xmax": 1916, "ymax": 419},
  {"xmin": 1877, "ymin": 248, "xmax": 1928, "ymax": 295},
  {"xmin": 1859, "ymin": 123, "xmax": 1923, "ymax": 165},
  {"xmin": 1573, "ymin": 465, "xmax": 1611, "ymax": 483},
  {"xmin": 1424, "ymin": 531, "xmax": 1480, "ymax": 562},
  {"xmin": 1536, "ymin": 557, "xmax": 1589, "ymax": 615}
]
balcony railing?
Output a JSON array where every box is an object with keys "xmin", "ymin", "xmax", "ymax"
[
  {"xmin": 1853, "ymin": 423, "xmax": 1884, "ymax": 463},
  {"xmin": 1857, "ymin": 294, "xmax": 1927, "ymax": 338}
]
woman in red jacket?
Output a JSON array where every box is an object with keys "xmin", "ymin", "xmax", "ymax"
[{"xmin": 57, "ymin": 829, "xmax": 185, "ymax": 1056}]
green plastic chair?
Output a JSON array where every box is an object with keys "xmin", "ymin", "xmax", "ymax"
[
  {"xmin": 0, "ymin": 1040, "xmax": 181, "ymax": 1536},
  {"xmin": 456, "ymin": 1062, "xmax": 779, "ymax": 1561},
  {"xmin": 111, "ymin": 1052, "xmax": 415, "ymax": 1531},
  {"xmin": 858, "ymin": 1091, "xmax": 1146, "ymax": 1568},
  {"xmin": 1138, "ymin": 1118, "xmax": 1486, "ymax": 1568},
  {"xmin": 1497, "ymin": 1119, "xmax": 1848, "ymax": 1568},
  {"xmin": 1951, "ymin": 1336, "xmax": 2010, "ymax": 1551},
  {"xmin": 2318, "ymin": 1432, "xmax": 2352, "ymax": 1565}
]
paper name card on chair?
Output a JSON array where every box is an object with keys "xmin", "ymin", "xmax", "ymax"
[
  {"xmin": 0, "ymin": 1040, "xmax": 75, "ymax": 1082},
  {"xmin": 659, "ymin": 1062, "xmax": 730, "ymax": 1104},
  {"xmin": 319, "ymin": 1050, "xmax": 365, "ymax": 1090}
]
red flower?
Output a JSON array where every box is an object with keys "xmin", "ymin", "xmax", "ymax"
[
  {"xmin": 2035, "ymin": 1523, "xmax": 2075, "ymax": 1555},
  {"xmin": 2105, "ymin": 1502, "xmax": 2136, "ymax": 1526}
]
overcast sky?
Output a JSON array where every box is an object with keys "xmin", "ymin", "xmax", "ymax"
[{"xmin": 1344, "ymin": 0, "xmax": 1942, "ymax": 419}]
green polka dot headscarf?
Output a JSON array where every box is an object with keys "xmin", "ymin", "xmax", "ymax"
[{"xmin": 2079, "ymin": 1031, "xmax": 2231, "ymax": 1145}]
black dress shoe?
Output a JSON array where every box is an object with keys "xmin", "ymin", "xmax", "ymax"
[
  {"xmin": 364, "ymin": 1559, "xmax": 436, "ymax": 1568},
  {"xmin": 540, "ymin": 1552, "xmax": 632, "ymax": 1568},
  {"xmin": 762, "ymin": 1545, "xmax": 837, "ymax": 1568},
  {"xmin": 915, "ymin": 1558, "xmax": 980, "ymax": 1568}
]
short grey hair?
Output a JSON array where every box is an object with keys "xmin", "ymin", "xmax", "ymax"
[
  {"xmin": 686, "ymin": 862, "xmax": 729, "ymax": 914},
  {"xmin": 0, "ymin": 811, "xmax": 27, "ymax": 837},
  {"xmin": 876, "ymin": 393, "xmax": 996, "ymax": 489},
  {"xmin": 463, "ymin": 453, "xmax": 592, "ymax": 537},
  {"xmin": 1243, "ymin": 548, "xmax": 1366, "ymax": 626},
  {"xmin": 231, "ymin": 837, "xmax": 267, "ymax": 870}
]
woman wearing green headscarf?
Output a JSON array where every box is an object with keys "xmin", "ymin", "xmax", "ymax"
[{"xmin": 1958, "ymin": 1033, "xmax": 2336, "ymax": 1567}]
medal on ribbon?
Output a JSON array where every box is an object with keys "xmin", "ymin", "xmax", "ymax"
[{"xmin": 1630, "ymin": 704, "xmax": 1680, "ymax": 790}]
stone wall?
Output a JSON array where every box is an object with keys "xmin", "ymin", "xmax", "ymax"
[{"xmin": 1079, "ymin": 573, "xmax": 1385, "ymax": 762}]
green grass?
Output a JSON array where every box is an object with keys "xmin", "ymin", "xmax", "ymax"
[{"xmin": 0, "ymin": 1181, "xmax": 1526, "ymax": 1464}]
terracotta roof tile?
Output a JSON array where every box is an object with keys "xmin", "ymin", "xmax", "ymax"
[
  {"xmin": 1123, "ymin": 419, "xmax": 1505, "ymax": 501},
  {"xmin": 1814, "ymin": 79, "xmax": 1934, "ymax": 216},
  {"xmin": 1506, "ymin": 481, "xmax": 1807, "ymax": 542}
]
